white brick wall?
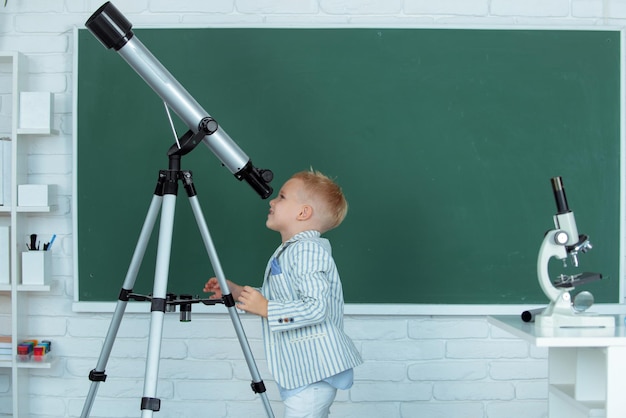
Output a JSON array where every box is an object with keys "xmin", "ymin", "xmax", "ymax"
[{"xmin": 0, "ymin": 1, "xmax": 623, "ymax": 417}]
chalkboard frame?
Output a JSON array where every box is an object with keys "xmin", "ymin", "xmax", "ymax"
[{"xmin": 72, "ymin": 26, "xmax": 625, "ymax": 314}]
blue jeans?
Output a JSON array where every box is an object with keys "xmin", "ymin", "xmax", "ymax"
[{"xmin": 283, "ymin": 381, "xmax": 338, "ymax": 418}]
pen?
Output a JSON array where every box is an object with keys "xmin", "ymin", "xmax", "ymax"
[{"xmin": 46, "ymin": 234, "xmax": 56, "ymax": 251}]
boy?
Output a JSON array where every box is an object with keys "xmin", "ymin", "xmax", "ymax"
[{"xmin": 203, "ymin": 170, "xmax": 362, "ymax": 418}]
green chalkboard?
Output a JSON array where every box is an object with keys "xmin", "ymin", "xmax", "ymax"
[{"xmin": 76, "ymin": 28, "xmax": 621, "ymax": 304}]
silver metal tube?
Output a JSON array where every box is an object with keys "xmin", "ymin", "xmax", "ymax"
[{"xmin": 117, "ymin": 38, "xmax": 250, "ymax": 173}]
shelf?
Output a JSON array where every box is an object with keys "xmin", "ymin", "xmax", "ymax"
[
  {"xmin": 16, "ymin": 128, "xmax": 58, "ymax": 135},
  {"xmin": 1, "ymin": 48, "xmax": 57, "ymax": 418},
  {"xmin": 17, "ymin": 284, "xmax": 50, "ymax": 292},
  {"xmin": 551, "ymin": 384, "xmax": 606, "ymax": 417},
  {"xmin": 16, "ymin": 205, "xmax": 52, "ymax": 213},
  {"xmin": 0, "ymin": 206, "xmax": 54, "ymax": 213},
  {"xmin": 0, "ymin": 357, "xmax": 55, "ymax": 369},
  {"xmin": 16, "ymin": 355, "xmax": 55, "ymax": 369}
]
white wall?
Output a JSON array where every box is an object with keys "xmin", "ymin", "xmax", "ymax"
[{"xmin": 0, "ymin": 1, "xmax": 624, "ymax": 417}]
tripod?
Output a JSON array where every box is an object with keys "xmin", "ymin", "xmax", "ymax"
[{"xmin": 80, "ymin": 148, "xmax": 275, "ymax": 418}]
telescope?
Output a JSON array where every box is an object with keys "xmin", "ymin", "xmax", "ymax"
[
  {"xmin": 85, "ymin": 1, "xmax": 273, "ymax": 198},
  {"xmin": 80, "ymin": 4, "xmax": 276, "ymax": 417}
]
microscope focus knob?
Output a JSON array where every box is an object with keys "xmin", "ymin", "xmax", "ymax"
[{"xmin": 554, "ymin": 231, "xmax": 569, "ymax": 245}]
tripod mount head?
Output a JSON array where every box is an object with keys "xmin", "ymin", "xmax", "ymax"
[{"xmin": 125, "ymin": 291, "xmax": 223, "ymax": 322}]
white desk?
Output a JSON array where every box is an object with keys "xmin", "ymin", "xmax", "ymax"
[{"xmin": 488, "ymin": 315, "xmax": 626, "ymax": 418}]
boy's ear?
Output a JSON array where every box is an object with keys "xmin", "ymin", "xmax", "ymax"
[{"xmin": 298, "ymin": 205, "xmax": 313, "ymax": 221}]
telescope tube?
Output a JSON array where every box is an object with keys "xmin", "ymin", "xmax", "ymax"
[{"xmin": 85, "ymin": 2, "xmax": 273, "ymax": 198}]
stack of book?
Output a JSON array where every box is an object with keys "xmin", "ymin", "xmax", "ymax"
[{"xmin": 0, "ymin": 335, "xmax": 12, "ymax": 360}]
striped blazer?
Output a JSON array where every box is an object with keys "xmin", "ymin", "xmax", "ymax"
[{"xmin": 260, "ymin": 230, "xmax": 363, "ymax": 390}]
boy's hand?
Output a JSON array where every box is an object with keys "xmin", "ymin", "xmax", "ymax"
[
  {"xmin": 203, "ymin": 277, "xmax": 223, "ymax": 299},
  {"xmin": 237, "ymin": 286, "xmax": 268, "ymax": 318},
  {"xmin": 203, "ymin": 277, "xmax": 243, "ymax": 301}
]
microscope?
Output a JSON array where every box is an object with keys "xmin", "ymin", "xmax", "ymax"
[{"xmin": 534, "ymin": 177, "xmax": 614, "ymax": 328}]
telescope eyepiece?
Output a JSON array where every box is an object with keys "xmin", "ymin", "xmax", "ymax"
[
  {"xmin": 236, "ymin": 162, "xmax": 273, "ymax": 199},
  {"xmin": 85, "ymin": 1, "xmax": 134, "ymax": 51},
  {"xmin": 179, "ymin": 294, "xmax": 193, "ymax": 322}
]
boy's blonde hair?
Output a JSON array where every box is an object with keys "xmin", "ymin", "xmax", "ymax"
[{"xmin": 291, "ymin": 170, "xmax": 348, "ymax": 232}]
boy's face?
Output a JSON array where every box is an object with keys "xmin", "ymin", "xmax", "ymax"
[{"xmin": 266, "ymin": 178, "xmax": 306, "ymax": 236}]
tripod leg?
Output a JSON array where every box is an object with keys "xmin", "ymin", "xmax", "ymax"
[
  {"xmin": 140, "ymin": 193, "xmax": 178, "ymax": 418},
  {"xmin": 81, "ymin": 194, "xmax": 163, "ymax": 418},
  {"xmin": 187, "ymin": 192, "xmax": 275, "ymax": 418}
]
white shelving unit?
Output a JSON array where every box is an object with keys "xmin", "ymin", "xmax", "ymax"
[
  {"xmin": 489, "ymin": 315, "xmax": 626, "ymax": 418},
  {"xmin": 0, "ymin": 51, "xmax": 55, "ymax": 418}
]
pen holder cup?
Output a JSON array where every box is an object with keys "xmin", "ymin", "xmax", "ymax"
[{"xmin": 21, "ymin": 251, "xmax": 51, "ymax": 285}]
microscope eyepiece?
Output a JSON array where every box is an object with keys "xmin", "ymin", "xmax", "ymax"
[{"xmin": 551, "ymin": 176, "xmax": 570, "ymax": 214}]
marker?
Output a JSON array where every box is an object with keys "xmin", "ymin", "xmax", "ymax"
[
  {"xmin": 521, "ymin": 307, "xmax": 545, "ymax": 323},
  {"xmin": 46, "ymin": 234, "xmax": 56, "ymax": 251},
  {"xmin": 29, "ymin": 234, "xmax": 37, "ymax": 251}
]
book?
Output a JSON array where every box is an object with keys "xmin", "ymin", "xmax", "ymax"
[
  {"xmin": 0, "ymin": 336, "xmax": 12, "ymax": 357},
  {"xmin": 0, "ymin": 226, "xmax": 9, "ymax": 284},
  {"xmin": 0, "ymin": 139, "xmax": 10, "ymax": 206},
  {"xmin": 0, "ymin": 342, "xmax": 12, "ymax": 356}
]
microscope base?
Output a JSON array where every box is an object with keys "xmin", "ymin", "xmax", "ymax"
[{"xmin": 535, "ymin": 311, "xmax": 616, "ymax": 329}]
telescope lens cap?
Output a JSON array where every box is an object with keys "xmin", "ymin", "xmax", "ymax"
[{"xmin": 85, "ymin": 1, "xmax": 134, "ymax": 50}]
